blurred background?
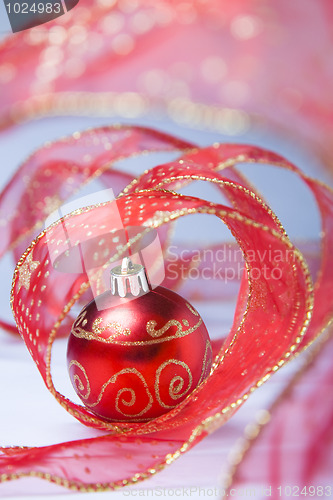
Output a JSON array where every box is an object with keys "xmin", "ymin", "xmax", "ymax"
[{"xmin": 0, "ymin": 0, "xmax": 333, "ymax": 498}]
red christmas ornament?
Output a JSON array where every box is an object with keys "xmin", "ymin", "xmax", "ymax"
[{"xmin": 67, "ymin": 258, "xmax": 212, "ymax": 422}]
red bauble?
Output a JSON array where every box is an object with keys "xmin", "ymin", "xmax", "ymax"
[{"xmin": 67, "ymin": 285, "xmax": 212, "ymax": 422}]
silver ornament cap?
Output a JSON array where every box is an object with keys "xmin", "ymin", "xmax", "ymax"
[{"xmin": 110, "ymin": 257, "xmax": 149, "ymax": 297}]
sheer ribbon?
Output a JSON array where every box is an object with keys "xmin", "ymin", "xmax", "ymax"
[{"xmin": 0, "ymin": 126, "xmax": 332, "ymax": 492}]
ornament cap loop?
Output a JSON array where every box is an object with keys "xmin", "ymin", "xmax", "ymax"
[{"xmin": 110, "ymin": 257, "xmax": 149, "ymax": 297}]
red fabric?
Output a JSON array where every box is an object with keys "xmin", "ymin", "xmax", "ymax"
[
  {"xmin": 227, "ymin": 332, "xmax": 333, "ymax": 500},
  {"xmin": 0, "ymin": 126, "xmax": 332, "ymax": 492},
  {"xmin": 1, "ymin": 0, "xmax": 333, "ymax": 493},
  {"xmin": 0, "ymin": 0, "xmax": 332, "ymax": 158}
]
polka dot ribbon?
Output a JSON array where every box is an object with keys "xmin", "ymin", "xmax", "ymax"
[{"xmin": 1, "ymin": 126, "xmax": 333, "ymax": 493}]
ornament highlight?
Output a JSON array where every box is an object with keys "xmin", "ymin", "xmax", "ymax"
[{"xmin": 67, "ymin": 257, "xmax": 213, "ymax": 422}]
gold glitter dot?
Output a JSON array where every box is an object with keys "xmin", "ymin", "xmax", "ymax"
[
  {"xmin": 101, "ymin": 12, "xmax": 124, "ymax": 34},
  {"xmin": 0, "ymin": 63, "xmax": 16, "ymax": 84},
  {"xmin": 230, "ymin": 14, "xmax": 262, "ymax": 40},
  {"xmin": 112, "ymin": 34, "xmax": 134, "ymax": 55}
]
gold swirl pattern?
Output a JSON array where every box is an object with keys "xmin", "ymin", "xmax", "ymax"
[
  {"xmin": 68, "ymin": 360, "xmax": 91, "ymax": 400},
  {"xmin": 85, "ymin": 367, "xmax": 153, "ymax": 418},
  {"xmin": 198, "ymin": 341, "xmax": 213, "ymax": 385},
  {"xmin": 155, "ymin": 359, "xmax": 193, "ymax": 409},
  {"xmin": 71, "ymin": 308, "xmax": 88, "ymax": 330},
  {"xmin": 69, "ymin": 358, "xmax": 196, "ymax": 416},
  {"xmin": 146, "ymin": 317, "xmax": 202, "ymax": 340},
  {"xmin": 71, "ymin": 315, "xmax": 202, "ymax": 345},
  {"xmin": 71, "ymin": 311, "xmax": 131, "ymax": 342},
  {"xmin": 92, "ymin": 317, "xmax": 131, "ymax": 338},
  {"xmin": 185, "ymin": 302, "xmax": 199, "ymax": 316}
]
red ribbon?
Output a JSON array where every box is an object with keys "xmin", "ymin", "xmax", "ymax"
[{"xmin": 1, "ymin": 126, "xmax": 333, "ymax": 492}]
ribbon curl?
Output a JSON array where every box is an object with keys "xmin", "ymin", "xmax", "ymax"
[{"xmin": 1, "ymin": 126, "xmax": 333, "ymax": 492}]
